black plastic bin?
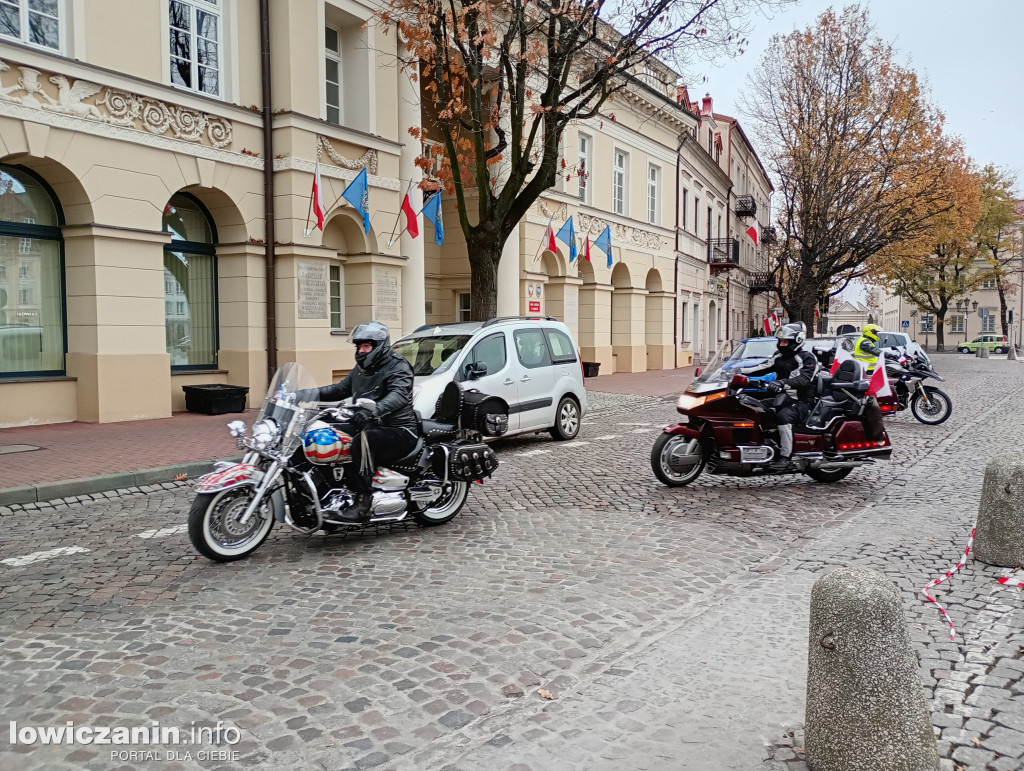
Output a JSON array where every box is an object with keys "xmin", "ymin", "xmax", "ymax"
[
  {"xmin": 582, "ymin": 361, "xmax": 601, "ymax": 378},
  {"xmin": 182, "ymin": 384, "xmax": 250, "ymax": 415}
]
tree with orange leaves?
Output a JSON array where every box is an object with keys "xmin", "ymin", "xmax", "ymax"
[
  {"xmin": 379, "ymin": 0, "xmax": 794, "ymax": 320},
  {"xmin": 743, "ymin": 5, "xmax": 964, "ymax": 333}
]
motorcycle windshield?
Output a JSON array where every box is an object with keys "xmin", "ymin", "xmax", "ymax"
[
  {"xmin": 692, "ymin": 339, "xmax": 777, "ymax": 387},
  {"xmin": 257, "ymin": 362, "xmax": 320, "ymax": 457}
]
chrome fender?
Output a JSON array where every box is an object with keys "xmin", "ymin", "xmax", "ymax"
[{"xmin": 193, "ymin": 463, "xmax": 287, "ymax": 522}]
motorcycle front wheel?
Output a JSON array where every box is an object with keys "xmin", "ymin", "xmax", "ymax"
[
  {"xmin": 910, "ymin": 387, "xmax": 952, "ymax": 425},
  {"xmin": 188, "ymin": 488, "xmax": 275, "ymax": 562},
  {"xmin": 651, "ymin": 433, "xmax": 705, "ymax": 487},
  {"xmin": 412, "ymin": 480, "xmax": 470, "ymax": 526}
]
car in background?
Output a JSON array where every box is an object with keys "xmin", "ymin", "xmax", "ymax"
[
  {"xmin": 393, "ymin": 316, "xmax": 588, "ymax": 441},
  {"xmin": 807, "ymin": 335, "xmax": 855, "ymax": 369},
  {"xmin": 956, "ymin": 334, "xmax": 1009, "ymax": 354},
  {"xmin": 841, "ymin": 331, "xmax": 931, "ymax": 362}
]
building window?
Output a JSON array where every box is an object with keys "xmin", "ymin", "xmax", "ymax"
[
  {"xmin": 982, "ymin": 314, "xmax": 995, "ymax": 333},
  {"xmin": 694, "ymin": 196, "xmax": 700, "ymax": 238},
  {"xmin": 681, "ymin": 188, "xmax": 688, "ymax": 231},
  {"xmin": 169, "ymin": 0, "xmax": 221, "ymax": 97},
  {"xmin": 0, "ymin": 0, "xmax": 60, "ymax": 51},
  {"xmin": 329, "ymin": 263, "xmax": 345, "ymax": 330},
  {"xmin": 162, "ymin": 193, "xmax": 218, "ymax": 369},
  {"xmin": 921, "ymin": 314, "xmax": 935, "ymax": 333},
  {"xmin": 707, "ymin": 128, "xmax": 713, "ymax": 155},
  {"xmin": 647, "ymin": 165, "xmax": 659, "ymax": 225},
  {"xmin": 981, "ymin": 278, "xmax": 996, "ymax": 289},
  {"xmin": 612, "ymin": 151, "xmax": 627, "ymax": 216},
  {"xmin": 325, "ymin": 26, "xmax": 342, "ymax": 125},
  {"xmin": 577, "ymin": 134, "xmax": 590, "ymax": 204},
  {"xmin": 456, "ymin": 291, "xmax": 471, "ymax": 322},
  {"xmin": 717, "ymin": 214, "xmax": 722, "ymax": 238},
  {"xmin": 0, "ymin": 164, "xmax": 65, "ymax": 377},
  {"xmin": 950, "ymin": 315, "xmax": 964, "ymax": 333}
]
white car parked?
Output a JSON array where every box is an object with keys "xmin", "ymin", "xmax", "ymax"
[{"xmin": 393, "ymin": 316, "xmax": 588, "ymax": 441}]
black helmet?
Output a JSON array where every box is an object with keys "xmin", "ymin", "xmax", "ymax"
[
  {"xmin": 776, "ymin": 322, "xmax": 806, "ymax": 354},
  {"xmin": 350, "ymin": 321, "xmax": 391, "ymax": 370}
]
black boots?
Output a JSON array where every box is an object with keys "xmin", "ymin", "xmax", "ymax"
[{"xmin": 330, "ymin": 492, "xmax": 373, "ymax": 523}]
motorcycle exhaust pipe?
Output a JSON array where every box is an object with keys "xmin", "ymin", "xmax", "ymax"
[{"xmin": 812, "ymin": 460, "xmax": 869, "ymax": 470}]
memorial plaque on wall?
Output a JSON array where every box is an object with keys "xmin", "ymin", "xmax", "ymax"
[
  {"xmin": 297, "ymin": 261, "xmax": 329, "ymax": 319},
  {"xmin": 564, "ymin": 290, "xmax": 579, "ymax": 330},
  {"xmin": 374, "ymin": 267, "xmax": 401, "ymax": 324}
]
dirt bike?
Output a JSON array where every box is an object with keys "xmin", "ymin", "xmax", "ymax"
[
  {"xmin": 187, "ymin": 362, "xmax": 501, "ymax": 562},
  {"xmin": 651, "ymin": 345, "xmax": 891, "ymax": 487}
]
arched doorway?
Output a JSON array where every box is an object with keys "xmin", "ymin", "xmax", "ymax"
[
  {"xmin": 837, "ymin": 323, "xmax": 856, "ymax": 335},
  {"xmin": 707, "ymin": 300, "xmax": 719, "ymax": 357},
  {"xmin": 644, "ymin": 268, "xmax": 671, "ymax": 370},
  {"xmin": 162, "ymin": 193, "xmax": 219, "ymax": 369},
  {"xmin": 612, "ymin": 262, "xmax": 645, "ymax": 372},
  {"xmin": 0, "ymin": 164, "xmax": 65, "ymax": 377}
]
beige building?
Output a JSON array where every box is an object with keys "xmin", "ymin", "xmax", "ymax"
[{"xmin": 0, "ymin": 2, "xmax": 774, "ymax": 427}]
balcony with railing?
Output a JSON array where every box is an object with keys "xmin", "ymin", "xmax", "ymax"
[
  {"xmin": 709, "ymin": 237, "xmax": 739, "ymax": 271},
  {"xmin": 749, "ymin": 271, "xmax": 773, "ymax": 295},
  {"xmin": 760, "ymin": 225, "xmax": 777, "ymax": 246},
  {"xmin": 734, "ymin": 194, "xmax": 757, "ymax": 218}
]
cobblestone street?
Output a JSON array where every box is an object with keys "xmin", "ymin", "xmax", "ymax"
[{"xmin": 1, "ymin": 355, "xmax": 1022, "ymax": 771}]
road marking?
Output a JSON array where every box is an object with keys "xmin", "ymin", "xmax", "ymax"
[
  {"xmin": 588, "ymin": 435, "xmax": 619, "ymax": 441},
  {"xmin": 631, "ymin": 428, "xmax": 658, "ymax": 433},
  {"xmin": 518, "ymin": 449, "xmax": 552, "ymax": 457},
  {"xmin": 2, "ymin": 546, "xmax": 90, "ymax": 567},
  {"xmin": 135, "ymin": 524, "xmax": 189, "ymax": 539},
  {"xmin": 616, "ymin": 422, "xmax": 657, "ymax": 426}
]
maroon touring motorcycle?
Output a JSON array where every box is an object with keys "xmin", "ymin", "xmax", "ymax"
[{"xmin": 651, "ymin": 342, "xmax": 892, "ymax": 487}]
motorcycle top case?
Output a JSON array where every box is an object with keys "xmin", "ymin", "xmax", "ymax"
[
  {"xmin": 460, "ymin": 389, "xmax": 510, "ymax": 437},
  {"xmin": 436, "ymin": 441, "xmax": 499, "ymax": 481}
]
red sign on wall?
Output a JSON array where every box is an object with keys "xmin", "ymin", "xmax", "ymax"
[{"xmin": 528, "ymin": 301, "xmax": 541, "ymax": 313}]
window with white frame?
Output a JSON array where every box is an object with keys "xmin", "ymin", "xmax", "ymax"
[
  {"xmin": 647, "ymin": 164, "xmax": 659, "ymax": 225},
  {"xmin": 0, "ymin": 0, "xmax": 60, "ymax": 51},
  {"xmin": 612, "ymin": 150, "xmax": 627, "ymax": 215},
  {"xmin": 921, "ymin": 314, "xmax": 935, "ymax": 333},
  {"xmin": 982, "ymin": 314, "xmax": 995, "ymax": 333},
  {"xmin": 329, "ymin": 264, "xmax": 345, "ymax": 330},
  {"xmin": 950, "ymin": 315, "xmax": 964, "ymax": 333},
  {"xmin": 457, "ymin": 292, "xmax": 471, "ymax": 322},
  {"xmin": 681, "ymin": 187, "xmax": 688, "ymax": 230},
  {"xmin": 325, "ymin": 26, "xmax": 342, "ymax": 125},
  {"xmin": 981, "ymin": 278, "xmax": 997, "ymax": 289},
  {"xmin": 577, "ymin": 134, "xmax": 590, "ymax": 204},
  {"xmin": 694, "ymin": 195, "xmax": 700, "ymax": 237},
  {"xmin": 169, "ymin": 0, "xmax": 221, "ymax": 97}
]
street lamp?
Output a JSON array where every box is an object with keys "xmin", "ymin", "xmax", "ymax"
[{"xmin": 954, "ymin": 298, "xmax": 971, "ymax": 344}]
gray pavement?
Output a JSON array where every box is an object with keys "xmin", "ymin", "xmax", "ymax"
[{"xmin": 1, "ymin": 356, "xmax": 1022, "ymax": 770}]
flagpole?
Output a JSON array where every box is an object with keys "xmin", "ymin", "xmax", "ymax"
[
  {"xmin": 386, "ymin": 179, "xmax": 414, "ymax": 249},
  {"xmin": 303, "ymin": 145, "xmax": 322, "ymax": 238},
  {"xmin": 531, "ymin": 212, "xmax": 556, "ymax": 265}
]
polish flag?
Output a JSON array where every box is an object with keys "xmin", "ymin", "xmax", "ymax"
[
  {"xmin": 543, "ymin": 221, "xmax": 557, "ymax": 253},
  {"xmin": 763, "ymin": 317, "xmax": 772, "ymax": 335},
  {"xmin": 770, "ymin": 311, "xmax": 779, "ymax": 327},
  {"xmin": 746, "ymin": 220, "xmax": 760, "ymax": 248},
  {"xmin": 311, "ymin": 159, "xmax": 325, "ymax": 231},
  {"xmin": 868, "ymin": 351, "xmax": 892, "ymax": 398},
  {"xmin": 401, "ymin": 190, "xmax": 419, "ymax": 238},
  {"xmin": 829, "ymin": 343, "xmax": 856, "ymax": 374},
  {"xmin": 584, "ymin": 236, "xmax": 592, "ymax": 262}
]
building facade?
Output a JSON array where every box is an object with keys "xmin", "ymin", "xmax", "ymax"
[{"xmin": 0, "ymin": 2, "xmax": 774, "ymax": 427}]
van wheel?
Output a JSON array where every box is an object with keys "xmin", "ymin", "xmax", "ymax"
[
  {"xmin": 549, "ymin": 396, "xmax": 581, "ymax": 441},
  {"xmin": 958, "ymin": 347, "xmax": 970, "ymax": 354},
  {"xmin": 994, "ymin": 346, "xmax": 1005, "ymax": 354}
]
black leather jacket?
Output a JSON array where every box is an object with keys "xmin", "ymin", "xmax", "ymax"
[
  {"xmin": 752, "ymin": 349, "xmax": 820, "ymax": 403},
  {"xmin": 317, "ymin": 349, "xmax": 419, "ymax": 431}
]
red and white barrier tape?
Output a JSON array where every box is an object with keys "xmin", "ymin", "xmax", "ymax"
[
  {"xmin": 921, "ymin": 527, "xmax": 975, "ymax": 640},
  {"xmin": 922, "ymin": 527, "xmax": 1024, "ymax": 638}
]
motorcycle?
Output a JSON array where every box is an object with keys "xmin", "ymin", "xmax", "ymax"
[
  {"xmin": 651, "ymin": 344, "xmax": 891, "ymax": 487},
  {"xmin": 875, "ymin": 351, "xmax": 951, "ymax": 425},
  {"xmin": 187, "ymin": 362, "xmax": 501, "ymax": 562}
]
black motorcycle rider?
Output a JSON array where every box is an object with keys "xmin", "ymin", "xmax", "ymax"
[
  {"xmin": 301, "ymin": 321, "xmax": 418, "ymax": 522},
  {"xmin": 749, "ymin": 322, "xmax": 820, "ymax": 471}
]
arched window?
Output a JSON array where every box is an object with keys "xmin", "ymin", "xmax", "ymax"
[
  {"xmin": 0, "ymin": 165, "xmax": 65, "ymax": 377},
  {"xmin": 162, "ymin": 193, "xmax": 217, "ymax": 369}
]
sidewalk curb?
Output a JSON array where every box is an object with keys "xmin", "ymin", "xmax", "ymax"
[{"xmin": 0, "ymin": 455, "xmax": 243, "ymax": 506}]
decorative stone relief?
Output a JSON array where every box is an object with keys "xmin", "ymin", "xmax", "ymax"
[
  {"xmin": 534, "ymin": 200, "xmax": 568, "ymax": 221},
  {"xmin": 318, "ymin": 135, "xmax": 378, "ymax": 175},
  {"xmin": 577, "ymin": 213, "xmax": 664, "ymax": 251},
  {"xmin": 0, "ymin": 58, "xmax": 233, "ymax": 148}
]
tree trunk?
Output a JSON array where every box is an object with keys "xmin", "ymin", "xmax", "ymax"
[
  {"xmin": 935, "ymin": 312, "xmax": 945, "ymax": 351},
  {"xmin": 996, "ymin": 276, "xmax": 1010, "ymax": 339},
  {"xmin": 466, "ymin": 236, "xmax": 502, "ymax": 322}
]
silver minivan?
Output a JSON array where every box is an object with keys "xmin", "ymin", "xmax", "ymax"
[{"xmin": 393, "ymin": 316, "xmax": 588, "ymax": 441}]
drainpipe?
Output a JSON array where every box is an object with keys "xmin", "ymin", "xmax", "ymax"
[
  {"xmin": 260, "ymin": 0, "xmax": 277, "ymax": 375},
  {"xmin": 673, "ymin": 132, "xmax": 685, "ymax": 369}
]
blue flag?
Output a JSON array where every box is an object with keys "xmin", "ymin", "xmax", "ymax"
[
  {"xmin": 341, "ymin": 167, "xmax": 371, "ymax": 234},
  {"xmin": 594, "ymin": 225, "xmax": 612, "ymax": 268},
  {"xmin": 421, "ymin": 191, "xmax": 444, "ymax": 246},
  {"xmin": 556, "ymin": 216, "xmax": 577, "ymax": 261}
]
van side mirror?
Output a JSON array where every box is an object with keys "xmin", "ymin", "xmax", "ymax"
[{"xmin": 467, "ymin": 361, "xmax": 488, "ymax": 380}]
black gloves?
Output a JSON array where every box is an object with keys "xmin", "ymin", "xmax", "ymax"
[
  {"xmin": 766, "ymin": 381, "xmax": 785, "ymax": 394},
  {"xmin": 346, "ymin": 407, "xmax": 375, "ymax": 431}
]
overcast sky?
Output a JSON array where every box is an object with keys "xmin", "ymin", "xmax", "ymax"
[{"xmin": 693, "ymin": 0, "xmax": 1024, "ymax": 301}]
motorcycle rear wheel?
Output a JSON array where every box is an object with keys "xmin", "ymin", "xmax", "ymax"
[
  {"xmin": 412, "ymin": 480, "xmax": 470, "ymax": 526},
  {"xmin": 188, "ymin": 488, "xmax": 274, "ymax": 562},
  {"xmin": 805, "ymin": 467, "xmax": 853, "ymax": 483},
  {"xmin": 910, "ymin": 387, "xmax": 952, "ymax": 425},
  {"xmin": 651, "ymin": 433, "xmax": 705, "ymax": 487}
]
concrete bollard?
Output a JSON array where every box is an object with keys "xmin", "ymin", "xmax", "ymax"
[
  {"xmin": 973, "ymin": 454, "xmax": 1024, "ymax": 567},
  {"xmin": 979, "ymin": 345, "xmax": 990, "ymax": 358},
  {"xmin": 804, "ymin": 567, "xmax": 938, "ymax": 771}
]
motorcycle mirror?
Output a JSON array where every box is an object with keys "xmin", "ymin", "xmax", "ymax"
[
  {"xmin": 729, "ymin": 374, "xmax": 749, "ymax": 387},
  {"xmin": 695, "ymin": 367, "xmax": 702, "ymax": 377}
]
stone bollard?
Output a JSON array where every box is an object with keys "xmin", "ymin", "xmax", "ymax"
[
  {"xmin": 804, "ymin": 567, "xmax": 938, "ymax": 771},
  {"xmin": 979, "ymin": 344, "xmax": 990, "ymax": 358},
  {"xmin": 973, "ymin": 454, "xmax": 1024, "ymax": 567}
]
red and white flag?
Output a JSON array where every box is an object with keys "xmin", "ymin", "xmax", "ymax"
[
  {"xmin": 746, "ymin": 220, "xmax": 760, "ymax": 248},
  {"xmin": 584, "ymin": 236, "xmax": 592, "ymax": 262},
  {"xmin": 770, "ymin": 311, "xmax": 779, "ymax": 328},
  {"xmin": 829, "ymin": 343, "xmax": 856, "ymax": 375},
  {"xmin": 867, "ymin": 351, "xmax": 892, "ymax": 398},
  {"xmin": 543, "ymin": 220, "xmax": 557, "ymax": 253},
  {"xmin": 763, "ymin": 317, "xmax": 772, "ymax": 335},
  {"xmin": 401, "ymin": 189, "xmax": 419, "ymax": 239},
  {"xmin": 312, "ymin": 159, "xmax": 325, "ymax": 231}
]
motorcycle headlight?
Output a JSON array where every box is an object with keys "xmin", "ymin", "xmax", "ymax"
[{"xmin": 251, "ymin": 418, "xmax": 280, "ymax": 451}]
